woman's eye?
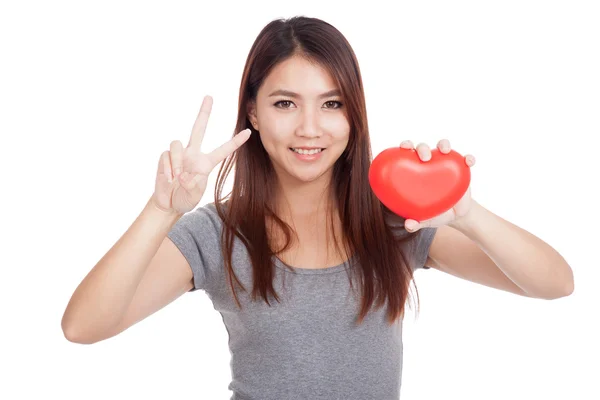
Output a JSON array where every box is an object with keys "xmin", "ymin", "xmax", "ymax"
[
  {"xmin": 274, "ymin": 100, "xmax": 343, "ymax": 109},
  {"xmin": 324, "ymin": 101, "xmax": 343, "ymax": 109},
  {"xmin": 274, "ymin": 100, "xmax": 294, "ymax": 109}
]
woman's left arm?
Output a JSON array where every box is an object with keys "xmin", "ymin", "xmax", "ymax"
[
  {"xmin": 427, "ymin": 200, "xmax": 574, "ymax": 300},
  {"xmin": 399, "ymin": 138, "xmax": 574, "ymax": 300}
]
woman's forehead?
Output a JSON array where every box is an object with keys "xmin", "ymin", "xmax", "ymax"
[{"xmin": 260, "ymin": 57, "xmax": 338, "ymax": 98}]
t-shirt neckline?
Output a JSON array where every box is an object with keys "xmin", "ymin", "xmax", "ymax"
[{"xmin": 272, "ymin": 255, "xmax": 356, "ymax": 275}]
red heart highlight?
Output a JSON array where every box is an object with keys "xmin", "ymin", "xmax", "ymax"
[{"xmin": 369, "ymin": 147, "xmax": 471, "ymax": 221}]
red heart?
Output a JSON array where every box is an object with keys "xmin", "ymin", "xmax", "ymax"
[{"xmin": 368, "ymin": 147, "xmax": 471, "ymax": 221}]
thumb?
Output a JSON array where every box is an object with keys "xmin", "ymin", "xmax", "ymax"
[
  {"xmin": 405, "ymin": 219, "xmax": 422, "ymax": 232},
  {"xmin": 180, "ymin": 172, "xmax": 205, "ymax": 196}
]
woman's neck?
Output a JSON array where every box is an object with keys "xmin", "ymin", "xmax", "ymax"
[
  {"xmin": 268, "ymin": 176, "xmax": 345, "ymax": 263},
  {"xmin": 274, "ymin": 173, "xmax": 336, "ymax": 221}
]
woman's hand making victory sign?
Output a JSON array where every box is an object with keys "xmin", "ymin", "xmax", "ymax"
[{"xmin": 151, "ymin": 96, "xmax": 252, "ymax": 215}]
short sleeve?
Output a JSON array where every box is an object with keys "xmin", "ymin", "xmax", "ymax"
[
  {"xmin": 382, "ymin": 208, "xmax": 438, "ymax": 271},
  {"xmin": 411, "ymin": 227, "xmax": 438, "ymax": 270},
  {"xmin": 166, "ymin": 204, "xmax": 222, "ymax": 292}
]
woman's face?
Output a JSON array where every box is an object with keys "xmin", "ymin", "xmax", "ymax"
[{"xmin": 248, "ymin": 55, "xmax": 351, "ymax": 185}]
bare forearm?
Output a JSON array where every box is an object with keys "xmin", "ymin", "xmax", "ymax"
[
  {"xmin": 450, "ymin": 200, "xmax": 574, "ymax": 299},
  {"xmin": 61, "ymin": 196, "xmax": 182, "ymax": 340}
]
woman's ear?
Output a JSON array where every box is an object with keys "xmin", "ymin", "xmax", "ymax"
[{"xmin": 247, "ymin": 100, "xmax": 258, "ymax": 130}]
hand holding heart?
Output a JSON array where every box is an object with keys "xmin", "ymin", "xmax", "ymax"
[{"xmin": 369, "ymin": 139, "xmax": 476, "ymax": 233}]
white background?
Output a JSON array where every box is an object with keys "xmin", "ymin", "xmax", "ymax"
[{"xmin": 1, "ymin": 1, "xmax": 598, "ymax": 399}]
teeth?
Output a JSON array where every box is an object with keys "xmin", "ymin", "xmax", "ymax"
[{"xmin": 292, "ymin": 148, "xmax": 323, "ymax": 155}]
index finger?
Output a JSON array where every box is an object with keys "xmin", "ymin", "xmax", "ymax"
[
  {"xmin": 187, "ymin": 95, "xmax": 213, "ymax": 149},
  {"xmin": 207, "ymin": 129, "xmax": 252, "ymax": 168}
]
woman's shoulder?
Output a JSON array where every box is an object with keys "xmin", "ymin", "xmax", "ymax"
[
  {"xmin": 380, "ymin": 207, "xmax": 437, "ymax": 269},
  {"xmin": 172, "ymin": 201, "xmax": 225, "ymax": 236},
  {"xmin": 382, "ymin": 207, "xmax": 437, "ymax": 243},
  {"xmin": 382, "ymin": 207, "xmax": 410, "ymax": 239}
]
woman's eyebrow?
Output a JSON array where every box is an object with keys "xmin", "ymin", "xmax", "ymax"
[{"xmin": 268, "ymin": 89, "xmax": 341, "ymax": 99}]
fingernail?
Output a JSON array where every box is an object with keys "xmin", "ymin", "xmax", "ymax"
[{"xmin": 174, "ymin": 168, "xmax": 181, "ymax": 176}]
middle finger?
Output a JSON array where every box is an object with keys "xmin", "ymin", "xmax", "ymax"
[
  {"xmin": 415, "ymin": 142, "xmax": 431, "ymax": 161},
  {"xmin": 187, "ymin": 95, "xmax": 213, "ymax": 150}
]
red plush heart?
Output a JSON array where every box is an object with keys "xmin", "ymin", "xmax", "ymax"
[{"xmin": 368, "ymin": 147, "xmax": 471, "ymax": 221}]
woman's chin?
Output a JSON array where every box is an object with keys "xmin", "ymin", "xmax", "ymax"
[
  {"xmin": 272, "ymin": 155, "xmax": 335, "ymax": 184},
  {"xmin": 288, "ymin": 167, "xmax": 332, "ymax": 184}
]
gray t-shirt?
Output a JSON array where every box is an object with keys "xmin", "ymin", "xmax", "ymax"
[{"xmin": 167, "ymin": 202, "xmax": 437, "ymax": 400}]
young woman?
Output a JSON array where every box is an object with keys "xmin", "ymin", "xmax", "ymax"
[{"xmin": 62, "ymin": 16, "xmax": 574, "ymax": 399}]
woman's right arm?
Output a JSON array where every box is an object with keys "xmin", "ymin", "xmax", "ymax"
[
  {"xmin": 61, "ymin": 95, "xmax": 251, "ymax": 344},
  {"xmin": 61, "ymin": 197, "xmax": 192, "ymax": 344}
]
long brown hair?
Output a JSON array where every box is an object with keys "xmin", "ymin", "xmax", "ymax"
[{"xmin": 214, "ymin": 16, "xmax": 421, "ymax": 325}]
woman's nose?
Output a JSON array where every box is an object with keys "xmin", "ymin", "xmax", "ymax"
[{"xmin": 296, "ymin": 108, "xmax": 320, "ymax": 137}]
